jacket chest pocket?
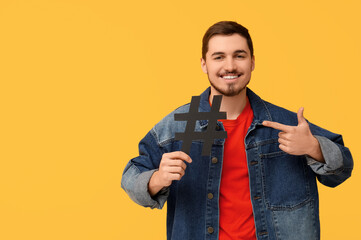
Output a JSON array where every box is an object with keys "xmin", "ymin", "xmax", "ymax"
[{"xmin": 258, "ymin": 139, "xmax": 311, "ymax": 210}]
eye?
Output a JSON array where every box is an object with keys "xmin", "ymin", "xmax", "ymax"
[
  {"xmin": 213, "ymin": 56, "xmax": 223, "ymax": 60},
  {"xmin": 236, "ymin": 55, "xmax": 245, "ymax": 59}
]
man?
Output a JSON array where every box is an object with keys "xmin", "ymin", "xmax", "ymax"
[{"xmin": 121, "ymin": 21, "xmax": 353, "ymax": 240}]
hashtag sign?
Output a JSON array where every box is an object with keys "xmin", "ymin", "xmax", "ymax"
[{"xmin": 174, "ymin": 95, "xmax": 227, "ymax": 156}]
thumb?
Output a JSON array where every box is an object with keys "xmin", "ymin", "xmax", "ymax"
[{"xmin": 297, "ymin": 107, "xmax": 307, "ymax": 125}]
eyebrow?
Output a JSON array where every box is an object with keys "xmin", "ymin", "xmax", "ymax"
[{"xmin": 211, "ymin": 49, "xmax": 248, "ymax": 56}]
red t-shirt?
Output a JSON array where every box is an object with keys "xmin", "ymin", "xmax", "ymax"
[{"xmin": 218, "ymin": 98, "xmax": 256, "ymax": 240}]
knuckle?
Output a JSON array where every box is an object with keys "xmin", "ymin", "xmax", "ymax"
[{"xmin": 161, "ymin": 154, "xmax": 169, "ymax": 162}]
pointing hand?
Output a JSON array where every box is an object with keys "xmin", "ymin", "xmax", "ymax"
[{"xmin": 262, "ymin": 107, "xmax": 324, "ymax": 162}]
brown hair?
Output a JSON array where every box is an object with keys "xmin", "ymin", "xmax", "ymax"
[{"xmin": 202, "ymin": 21, "xmax": 254, "ymax": 60}]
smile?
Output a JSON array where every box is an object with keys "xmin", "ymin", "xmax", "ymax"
[{"xmin": 220, "ymin": 74, "xmax": 242, "ymax": 80}]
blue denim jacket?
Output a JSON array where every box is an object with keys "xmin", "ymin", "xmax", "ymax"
[{"xmin": 121, "ymin": 88, "xmax": 353, "ymax": 240}]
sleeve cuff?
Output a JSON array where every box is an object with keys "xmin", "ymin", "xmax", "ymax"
[
  {"xmin": 122, "ymin": 164, "xmax": 169, "ymax": 209},
  {"xmin": 306, "ymin": 135, "xmax": 344, "ymax": 175}
]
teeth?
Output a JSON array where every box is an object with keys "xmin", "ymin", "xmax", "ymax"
[{"xmin": 222, "ymin": 75, "xmax": 238, "ymax": 79}]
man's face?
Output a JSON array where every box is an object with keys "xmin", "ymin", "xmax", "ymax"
[{"xmin": 201, "ymin": 34, "xmax": 255, "ymax": 97}]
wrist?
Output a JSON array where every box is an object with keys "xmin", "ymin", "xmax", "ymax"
[
  {"xmin": 148, "ymin": 170, "xmax": 165, "ymax": 197},
  {"xmin": 307, "ymin": 136, "xmax": 325, "ymax": 163}
]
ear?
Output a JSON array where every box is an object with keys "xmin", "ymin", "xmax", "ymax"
[
  {"xmin": 251, "ymin": 55, "xmax": 255, "ymax": 71},
  {"xmin": 200, "ymin": 58, "xmax": 208, "ymax": 74}
]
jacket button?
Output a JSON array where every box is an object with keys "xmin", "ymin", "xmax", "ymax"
[
  {"xmin": 211, "ymin": 157, "xmax": 218, "ymax": 164},
  {"xmin": 207, "ymin": 193, "xmax": 214, "ymax": 199},
  {"xmin": 253, "ymin": 196, "xmax": 261, "ymax": 200},
  {"xmin": 207, "ymin": 226, "xmax": 214, "ymax": 234}
]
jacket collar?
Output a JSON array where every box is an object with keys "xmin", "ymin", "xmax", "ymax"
[{"xmin": 198, "ymin": 87, "xmax": 273, "ymax": 128}]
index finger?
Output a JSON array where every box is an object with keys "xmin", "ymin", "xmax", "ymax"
[
  {"xmin": 262, "ymin": 120, "xmax": 293, "ymax": 132},
  {"xmin": 167, "ymin": 151, "xmax": 193, "ymax": 163}
]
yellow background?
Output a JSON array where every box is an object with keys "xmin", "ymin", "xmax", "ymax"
[{"xmin": 0, "ymin": 0, "xmax": 360, "ymax": 239}]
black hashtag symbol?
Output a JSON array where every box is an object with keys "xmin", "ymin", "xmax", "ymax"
[{"xmin": 174, "ymin": 95, "xmax": 227, "ymax": 156}]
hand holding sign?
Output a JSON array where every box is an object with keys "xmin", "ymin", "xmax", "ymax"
[
  {"xmin": 148, "ymin": 151, "xmax": 192, "ymax": 197},
  {"xmin": 262, "ymin": 107, "xmax": 325, "ymax": 163}
]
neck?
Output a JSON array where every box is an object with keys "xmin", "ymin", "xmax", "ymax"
[{"xmin": 209, "ymin": 86, "xmax": 247, "ymax": 120}]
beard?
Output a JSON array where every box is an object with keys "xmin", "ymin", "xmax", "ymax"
[{"xmin": 208, "ymin": 75, "xmax": 249, "ymax": 97}]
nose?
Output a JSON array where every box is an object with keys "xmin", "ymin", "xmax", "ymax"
[{"xmin": 224, "ymin": 57, "xmax": 236, "ymax": 72}]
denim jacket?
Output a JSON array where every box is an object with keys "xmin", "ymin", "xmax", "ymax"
[{"xmin": 121, "ymin": 87, "xmax": 353, "ymax": 240}]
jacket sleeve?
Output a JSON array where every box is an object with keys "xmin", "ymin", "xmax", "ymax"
[
  {"xmin": 306, "ymin": 122, "xmax": 354, "ymax": 187},
  {"xmin": 121, "ymin": 129, "xmax": 169, "ymax": 209}
]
